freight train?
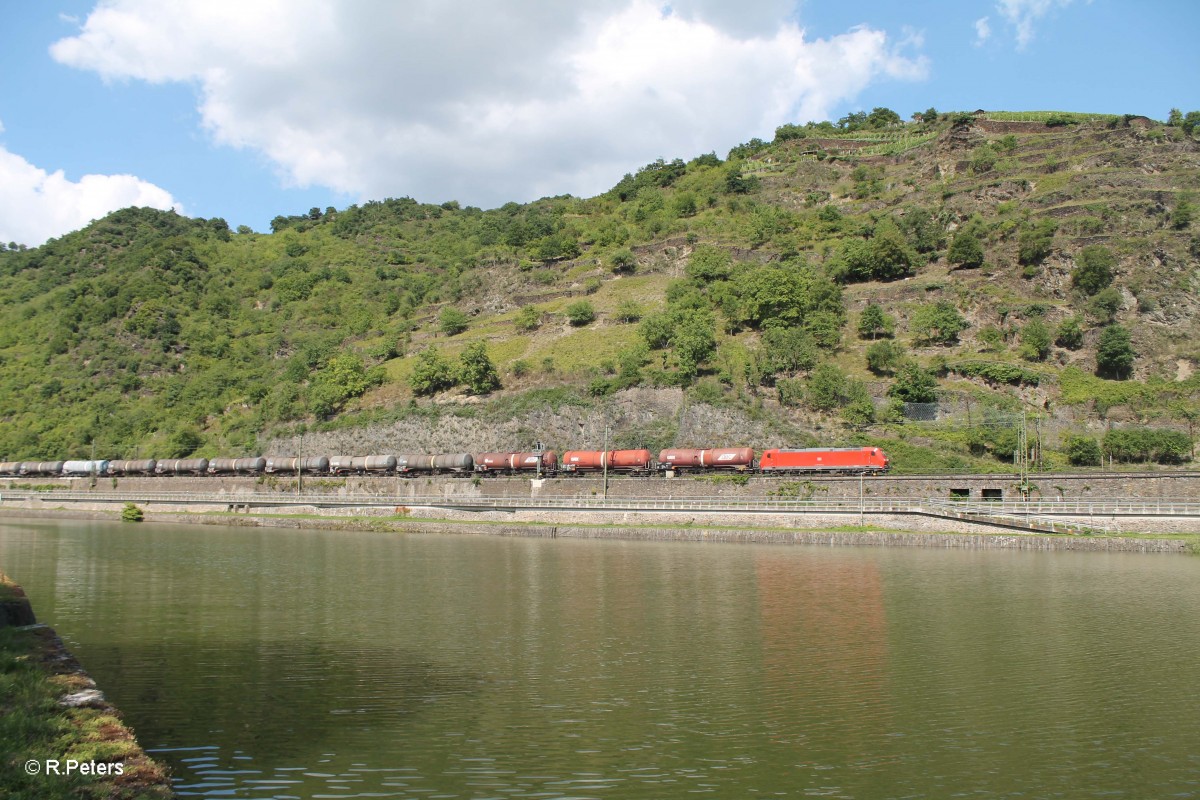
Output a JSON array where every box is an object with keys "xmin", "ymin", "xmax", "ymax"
[{"xmin": 0, "ymin": 446, "xmax": 888, "ymax": 478}]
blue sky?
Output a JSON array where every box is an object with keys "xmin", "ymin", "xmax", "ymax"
[{"xmin": 2, "ymin": 0, "xmax": 1197, "ymax": 246}]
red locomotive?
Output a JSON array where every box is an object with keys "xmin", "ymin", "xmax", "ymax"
[{"xmin": 758, "ymin": 447, "xmax": 889, "ymax": 474}]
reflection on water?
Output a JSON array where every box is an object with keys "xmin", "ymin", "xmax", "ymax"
[{"xmin": 1, "ymin": 519, "xmax": 1199, "ymax": 798}]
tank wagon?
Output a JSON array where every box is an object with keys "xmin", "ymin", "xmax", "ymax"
[
  {"xmin": 62, "ymin": 460, "xmax": 110, "ymax": 476},
  {"xmin": 473, "ymin": 451, "xmax": 558, "ymax": 474},
  {"xmin": 395, "ymin": 453, "xmax": 474, "ymax": 474},
  {"xmin": 107, "ymin": 459, "xmax": 158, "ymax": 476},
  {"xmin": 207, "ymin": 457, "xmax": 267, "ymax": 475},
  {"xmin": 264, "ymin": 456, "xmax": 330, "ymax": 474},
  {"xmin": 20, "ymin": 461, "xmax": 65, "ymax": 477},
  {"xmin": 758, "ymin": 447, "xmax": 889, "ymax": 474},
  {"xmin": 155, "ymin": 458, "xmax": 209, "ymax": 475},
  {"xmin": 560, "ymin": 449, "xmax": 654, "ymax": 475},
  {"xmin": 657, "ymin": 448, "xmax": 755, "ymax": 473},
  {"xmin": 326, "ymin": 455, "xmax": 398, "ymax": 474},
  {"xmin": 0, "ymin": 462, "xmax": 23, "ymax": 476}
]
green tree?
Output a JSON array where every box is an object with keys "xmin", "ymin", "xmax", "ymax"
[
  {"xmin": 614, "ymin": 300, "xmax": 642, "ymax": 323},
  {"xmin": 842, "ymin": 382, "xmax": 876, "ymax": 427},
  {"xmin": 439, "ymin": 307, "xmax": 470, "ymax": 336},
  {"xmin": 672, "ymin": 192, "xmax": 698, "ymax": 217},
  {"xmin": 166, "ymin": 426, "xmax": 203, "ymax": 458},
  {"xmin": 857, "ymin": 303, "xmax": 894, "ymax": 340},
  {"xmin": 670, "ymin": 313, "xmax": 717, "ymax": 382},
  {"xmin": 409, "ymin": 347, "xmax": 457, "ymax": 395},
  {"xmin": 514, "ymin": 305, "xmax": 540, "ymax": 332},
  {"xmin": 910, "ymin": 300, "xmax": 967, "ymax": 345},
  {"xmin": 639, "ymin": 312, "xmax": 673, "ymax": 349},
  {"xmin": 1018, "ymin": 318, "xmax": 1052, "ymax": 361},
  {"xmin": 1183, "ymin": 111, "xmax": 1200, "ymax": 136},
  {"xmin": 970, "ymin": 145, "xmax": 998, "ymax": 173},
  {"xmin": 1173, "ymin": 193, "xmax": 1195, "ymax": 230},
  {"xmin": 534, "ymin": 232, "xmax": 580, "ymax": 261},
  {"xmin": 947, "ymin": 230, "xmax": 985, "ymax": 269},
  {"xmin": 1018, "ymin": 220, "xmax": 1057, "ymax": 265},
  {"xmin": 868, "ymin": 218, "xmax": 919, "ymax": 281},
  {"xmin": 888, "ymin": 362, "xmax": 938, "ymax": 403},
  {"xmin": 977, "ymin": 325, "xmax": 1005, "ymax": 352},
  {"xmin": 458, "ymin": 342, "xmax": 501, "ymax": 395},
  {"xmin": 1087, "ymin": 287, "xmax": 1122, "ymax": 323},
  {"xmin": 724, "ymin": 162, "xmax": 759, "ymax": 194},
  {"xmin": 734, "ymin": 266, "xmax": 807, "ymax": 328},
  {"xmin": 806, "ymin": 363, "xmax": 848, "ymax": 411},
  {"xmin": 867, "ymin": 107, "xmax": 902, "ymax": 128},
  {"xmin": 1055, "ymin": 316, "xmax": 1085, "ymax": 349},
  {"xmin": 758, "ymin": 327, "xmax": 819, "ymax": 381},
  {"xmin": 309, "ymin": 352, "xmax": 384, "ymax": 416},
  {"xmin": 900, "ymin": 207, "xmax": 945, "ymax": 253},
  {"xmin": 565, "ymin": 300, "xmax": 596, "ymax": 326},
  {"xmin": 865, "ymin": 340, "xmax": 906, "ymax": 375},
  {"xmin": 1072, "ymin": 245, "xmax": 1116, "ymax": 295},
  {"xmin": 685, "ymin": 246, "xmax": 733, "ymax": 282},
  {"xmin": 1064, "ymin": 434, "xmax": 1102, "ymax": 466},
  {"xmin": 805, "ymin": 310, "xmax": 843, "ymax": 350},
  {"xmin": 1095, "ymin": 324, "xmax": 1134, "ymax": 379},
  {"xmin": 610, "ymin": 248, "xmax": 637, "ymax": 273}
]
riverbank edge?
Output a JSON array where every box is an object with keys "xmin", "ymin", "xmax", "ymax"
[
  {"xmin": 0, "ymin": 572, "xmax": 174, "ymax": 799},
  {"xmin": 2, "ymin": 506, "xmax": 1192, "ymax": 554}
]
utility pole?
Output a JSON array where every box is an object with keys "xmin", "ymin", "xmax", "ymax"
[
  {"xmin": 859, "ymin": 471, "xmax": 864, "ymax": 527},
  {"xmin": 297, "ymin": 431, "xmax": 304, "ymax": 496},
  {"xmin": 602, "ymin": 423, "xmax": 610, "ymax": 500},
  {"xmin": 1016, "ymin": 409, "xmax": 1030, "ymax": 499}
]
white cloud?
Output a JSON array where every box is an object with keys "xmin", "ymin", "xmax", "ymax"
[
  {"xmin": 975, "ymin": 16, "xmax": 992, "ymax": 46},
  {"xmin": 50, "ymin": 0, "xmax": 928, "ymax": 209},
  {"xmin": 995, "ymin": 0, "xmax": 1080, "ymax": 50},
  {"xmin": 0, "ymin": 145, "xmax": 181, "ymax": 246}
]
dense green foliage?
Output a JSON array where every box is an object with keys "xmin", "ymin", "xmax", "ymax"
[
  {"xmin": 910, "ymin": 301, "xmax": 967, "ymax": 345},
  {"xmin": 1103, "ymin": 428, "xmax": 1192, "ymax": 464},
  {"xmin": 1095, "ymin": 325, "xmax": 1134, "ymax": 379},
  {"xmin": 1064, "ymin": 434, "xmax": 1102, "ymax": 466},
  {"xmin": 0, "ymin": 109, "xmax": 1194, "ymax": 468},
  {"xmin": 1072, "ymin": 245, "xmax": 1116, "ymax": 295}
]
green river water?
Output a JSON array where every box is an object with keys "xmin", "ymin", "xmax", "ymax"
[{"xmin": 0, "ymin": 518, "xmax": 1197, "ymax": 799}]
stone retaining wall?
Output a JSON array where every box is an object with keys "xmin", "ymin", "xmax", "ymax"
[{"xmin": 6, "ymin": 471, "xmax": 1200, "ymax": 502}]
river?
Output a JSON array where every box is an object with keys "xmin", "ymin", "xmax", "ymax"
[{"xmin": 1, "ymin": 518, "xmax": 1197, "ymax": 798}]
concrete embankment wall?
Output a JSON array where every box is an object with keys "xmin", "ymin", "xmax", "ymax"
[
  {"xmin": 4, "ymin": 503, "xmax": 1187, "ymax": 554},
  {"xmin": 7, "ymin": 470, "xmax": 1200, "ymax": 502},
  {"xmin": 172, "ymin": 514, "xmax": 1193, "ymax": 554}
]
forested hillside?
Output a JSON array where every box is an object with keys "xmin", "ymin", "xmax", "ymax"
[{"xmin": 2, "ymin": 108, "xmax": 1198, "ymax": 471}]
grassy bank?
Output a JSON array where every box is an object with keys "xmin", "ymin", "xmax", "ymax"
[{"xmin": 0, "ymin": 574, "xmax": 172, "ymax": 799}]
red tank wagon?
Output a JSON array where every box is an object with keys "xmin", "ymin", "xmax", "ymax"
[
  {"xmin": 560, "ymin": 449, "xmax": 654, "ymax": 474},
  {"xmin": 657, "ymin": 447, "xmax": 755, "ymax": 472},
  {"xmin": 473, "ymin": 451, "xmax": 559, "ymax": 473},
  {"xmin": 758, "ymin": 447, "xmax": 889, "ymax": 474}
]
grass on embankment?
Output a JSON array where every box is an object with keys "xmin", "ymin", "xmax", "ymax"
[{"xmin": 0, "ymin": 584, "xmax": 172, "ymax": 799}]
